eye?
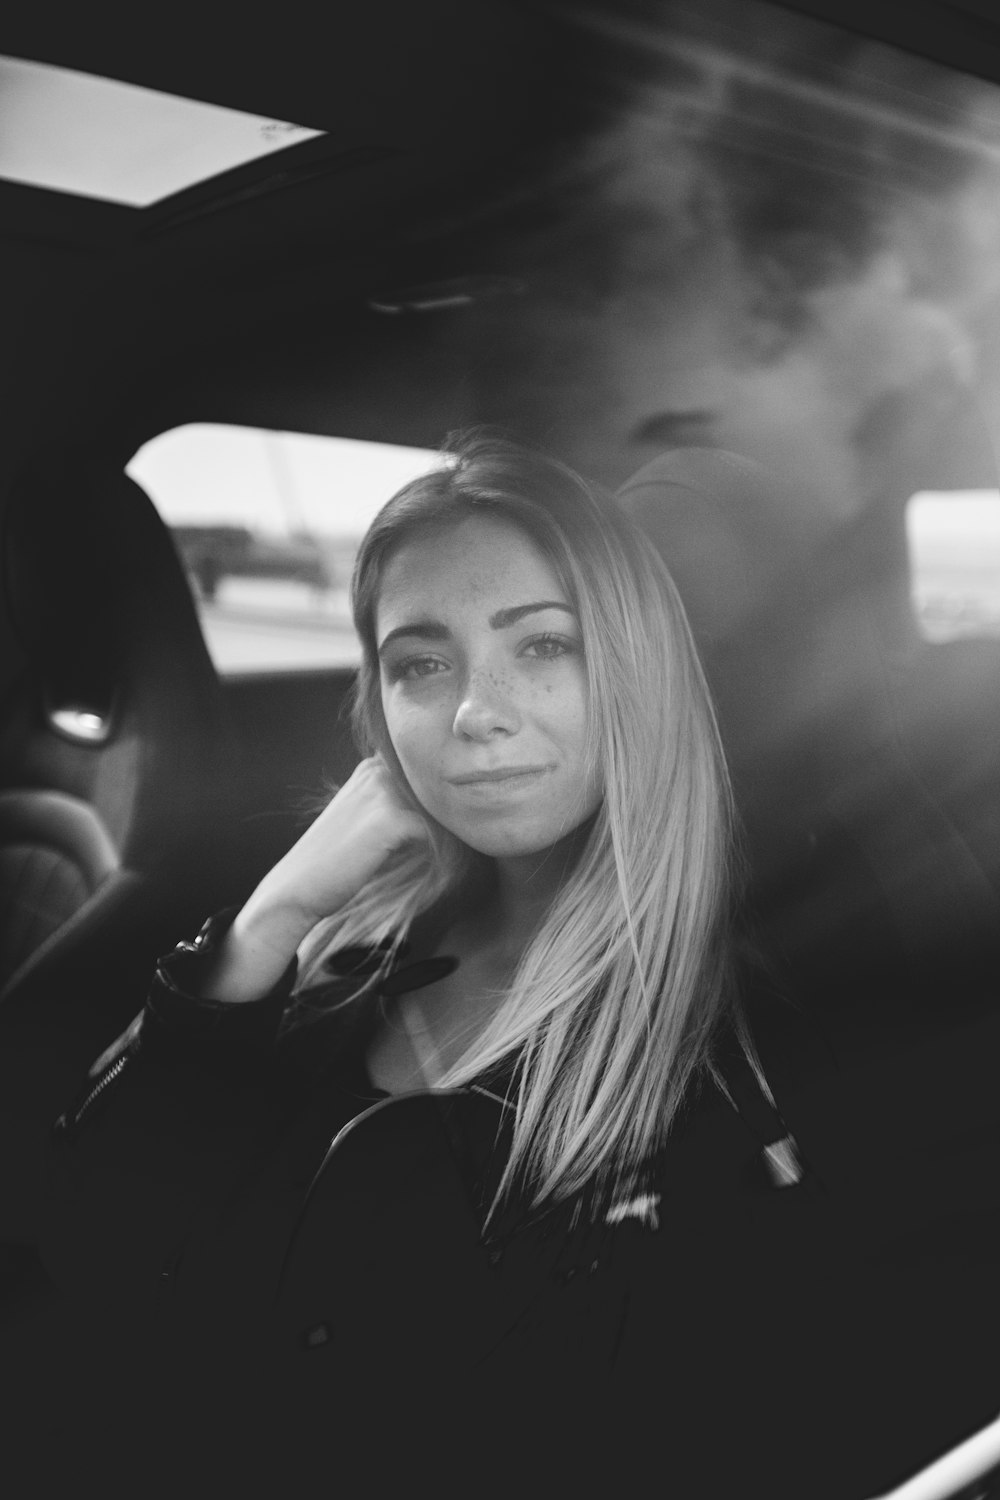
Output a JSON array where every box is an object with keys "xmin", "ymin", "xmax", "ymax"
[
  {"xmin": 385, "ymin": 655, "xmax": 448, "ymax": 683},
  {"xmin": 520, "ymin": 632, "xmax": 579, "ymax": 661}
]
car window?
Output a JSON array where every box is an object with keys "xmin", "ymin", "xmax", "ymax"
[
  {"xmin": 908, "ymin": 488, "xmax": 1000, "ymax": 642},
  {"xmin": 127, "ymin": 425, "xmax": 440, "ymax": 673}
]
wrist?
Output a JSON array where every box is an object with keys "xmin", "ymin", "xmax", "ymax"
[
  {"xmin": 233, "ymin": 889, "xmax": 320, "ymax": 961},
  {"xmin": 153, "ymin": 907, "xmax": 296, "ymax": 1014},
  {"xmin": 195, "ymin": 882, "xmax": 330, "ymax": 1005},
  {"xmin": 141, "ymin": 908, "xmax": 292, "ymax": 1056}
]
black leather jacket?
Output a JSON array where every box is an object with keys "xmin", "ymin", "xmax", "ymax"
[{"xmin": 31, "ymin": 914, "xmax": 1000, "ymax": 1498}]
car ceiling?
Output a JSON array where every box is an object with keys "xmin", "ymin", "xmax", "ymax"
[
  {"xmin": 0, "ymin": 3, "xmax": 567, "ymax": 447},
  {"xmin": 4, "ymin": 0, "xmax": 1000, "ymax": 490}
]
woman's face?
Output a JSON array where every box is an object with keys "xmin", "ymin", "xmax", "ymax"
[{"xmin": 375, "ymin": 515, "xmax": 604, "ymax": 860}]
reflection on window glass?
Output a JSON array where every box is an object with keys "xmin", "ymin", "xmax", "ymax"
[
  {"xmin": 907, "ymin": 490, "xmax": 1000, "ymax": 642},
  {"xmin": 127, "ymin": 425, "xmax": 440, "ymax": 673}
]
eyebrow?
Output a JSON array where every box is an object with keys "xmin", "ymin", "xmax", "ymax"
[{"xmin": 377, "ymin": 600, "xmax": 575, "ymax": 655}]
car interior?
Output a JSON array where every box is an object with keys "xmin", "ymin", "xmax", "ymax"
[{"xmin": 3, "ymin": 0, "xmax": 1000, "ymax": 1488}]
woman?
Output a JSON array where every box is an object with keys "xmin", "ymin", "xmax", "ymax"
[
  {"xmin": 208, "ymin": 425, "xmax": 742, "ymax": 1199},
  {"xmin": 26, "ymin": 435, "xmax": 1000, "ymax": 1496}
]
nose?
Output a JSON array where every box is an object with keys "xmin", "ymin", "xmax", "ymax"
[{"xmin": 451, "ymin": 667, "xmax": 521, "ymax": 741}]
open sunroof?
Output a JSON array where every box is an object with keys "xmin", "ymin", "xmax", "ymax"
[{"xmin": 0, "ymin": 55, "xmax": 324, "ymax": 207}]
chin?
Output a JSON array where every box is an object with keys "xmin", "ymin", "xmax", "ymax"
[
  {"xmin": 444, "ymin": 826, "xmax": 538, "ymax": 859},
  {"xmin": 451, "ymin": 815, "xmax": 595, "ymax": 862},
  {"xmin": 463, "ymin": 835, "xmax": 555, "ymax": 859}
]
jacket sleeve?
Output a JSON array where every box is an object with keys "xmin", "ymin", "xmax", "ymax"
[{"xmin": 39, "ymin": 908, "xmax": 301, "ymax": 1308}]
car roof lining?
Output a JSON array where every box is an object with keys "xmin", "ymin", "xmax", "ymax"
[{"xmin": 4, "ymin": 2, "xmax": 1000, "ymax": 487}]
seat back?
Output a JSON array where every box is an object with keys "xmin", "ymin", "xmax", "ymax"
[{"xmin": 0, "ymin": 454, "xmax": 240, "ymax": 1001}]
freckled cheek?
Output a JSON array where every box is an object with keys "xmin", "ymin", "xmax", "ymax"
[
  {"xmin": 536, "ymin": 681, "xmax": 589, "ymax": 749},
  {"xmin": 382, "ymin": 698, "xmax": 449, "ymax": 788},
  {"xmin": 549, "ymin": 692, "xmax": 599, "ymax": 804}
]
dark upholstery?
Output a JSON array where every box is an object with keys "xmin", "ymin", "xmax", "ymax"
[
  {"xmin": 0, "ymin": 458, "xmax": 242, "ymax": 990},
  {"xmin": 0, "ymin": 456, "xmax": 242, "ymax": 1243},
  {"xmin": 618, "ymin": 448, "xmax": 1000, "ymax": 1027},
  {"xmin": 0, "ymin": 790, "xmax": 119, "ymax": 988}
]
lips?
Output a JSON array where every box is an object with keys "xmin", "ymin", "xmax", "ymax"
[{"xmin": 448, "ymin": 765, "xmax": 549, "ymax": 785}]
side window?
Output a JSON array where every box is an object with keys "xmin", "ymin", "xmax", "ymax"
[
  {"xmin": 127, "ymin": 425, "xmax": 439, "ymax": 673},
  {"xmin": 907, "ymin": 490, "xmax": 1000, "ymax": 643}
]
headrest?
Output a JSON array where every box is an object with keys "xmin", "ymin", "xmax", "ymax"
[
  {"xmin": 2, "ymin": 459, "xmax": 218, "ymax": 742},
  {"xmin": 0, "ymin": 456, "xmax": 234, "ymax": 865}
]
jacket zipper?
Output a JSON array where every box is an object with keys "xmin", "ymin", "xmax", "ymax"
[{"xmin": 56, "ymin": 1051, "xmax": 134, "ymax": 1139}]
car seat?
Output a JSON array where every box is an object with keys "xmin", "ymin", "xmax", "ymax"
[
  {"xmin": 0, "ymin": 451, "xmax": 242, "ymax": 1242},
  {"xmin": 618, "ymin": 447, "xmax": 1000, "ymax": 1043}
]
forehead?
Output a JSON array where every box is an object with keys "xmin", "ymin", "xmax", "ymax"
[{"xmin": 375, "ymin": 515, "xmax": 566, "ymax": 627}]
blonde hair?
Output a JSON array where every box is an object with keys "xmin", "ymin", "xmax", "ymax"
[{"xmin": 294, "ymin": 431, "xmax": 741, "ymax": 1216}]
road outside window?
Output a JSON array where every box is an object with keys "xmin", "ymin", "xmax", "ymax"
[
  {"xmin": 127, "ymin": 425, "xmax": 440, "ymax": 672},
  {"xmin": 907, "ymin": 490, "xmax": 1000, "ymax": 642}
]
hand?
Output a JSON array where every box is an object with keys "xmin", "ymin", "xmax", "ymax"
[
  {"xmin": 206, "ymin": 757, "xmax": 431, "ymax": 1003},
  {"xmin": 255, "ymin": 755, "xmax": 431, "ymax": 925}
]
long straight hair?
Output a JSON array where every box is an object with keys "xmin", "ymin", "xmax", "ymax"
[{"xmin": 294, "ymin": 431, "xmax": 742, "ymax": 1216}]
